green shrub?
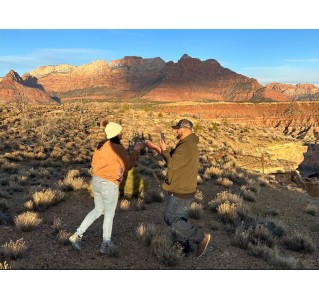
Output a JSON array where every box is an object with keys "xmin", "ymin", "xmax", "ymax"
[
  {"xmin": 283, "ymin": 231, "xmax": 316, "ymax": 253},
  {"xmin": 120, "ymin": 168, "xmax": 148, "ymax": 199}
]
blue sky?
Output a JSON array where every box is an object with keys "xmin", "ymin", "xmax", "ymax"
[
  {"xmin": 1, "ymin": 29, "xmax": 319, "ymax": 85},
  {"xmin": 1, "ymin": 1, "xmax": 319, "ymax": 86}
]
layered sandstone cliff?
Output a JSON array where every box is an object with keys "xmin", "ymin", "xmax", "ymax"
[
  {"xmin": 1, "ymin": 54, "xmax": 319, "ymax": 104},
  {"xmin": 0, "ymin": 70, "xmax": 56, "ymax": 105}
]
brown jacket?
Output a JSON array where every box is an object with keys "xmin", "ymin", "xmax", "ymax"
[
  {"xmin": 91, "ymin": 141, "xmax": 138, "ymax": 186},
  {"xmin": 162, "ymin": 133, "xmax": 199, "ymax": 195}
]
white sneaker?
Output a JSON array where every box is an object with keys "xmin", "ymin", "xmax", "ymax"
[{"xmin": 69, "ymin": 233, "xmax": 82, "ymax": 251}]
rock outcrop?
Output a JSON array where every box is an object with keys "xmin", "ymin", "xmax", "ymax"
[
  {"xmin": 0, "ymin": 70, "xmax": 56, "ymax": 105},
  {"xmin": 265, "ymin": 83, "xmax": 319, "ymax": 101},
  {"xmin": 1, "ymin": 54, "xmax": 319, "ymax": 104},
  {"xmin": 15, "ymin": 55, "xmax": 295, "ymax": 102}
]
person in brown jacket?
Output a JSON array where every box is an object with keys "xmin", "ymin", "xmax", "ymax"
[
  {"xmin": 145, "ymin": 119, "xmax": 211, "ymax": 258},
  {"xmin": 69, "ymin": 121, "xmax": 145, "ymax": 254}
]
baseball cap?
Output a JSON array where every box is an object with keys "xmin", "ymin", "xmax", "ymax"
[{"xmin": 171, "ymin": 119, "xmax": 193, "ymax": 130}]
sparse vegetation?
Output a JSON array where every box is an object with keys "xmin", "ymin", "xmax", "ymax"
[
  {"xmin": 14, "ymin": 211, "xmax": 42, "ymax": 231},
  {"xmin": 1, "ymin": 238, "xmax": 28, "ymax": 259},
  {"xmin": 0, "ymin": 102, "xmax": 318, "ymax": 269}
]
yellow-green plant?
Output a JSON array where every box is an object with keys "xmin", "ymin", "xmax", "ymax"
[{"xmin": 120, "ymin": 167, "xmax": 148, "ymax": 199}]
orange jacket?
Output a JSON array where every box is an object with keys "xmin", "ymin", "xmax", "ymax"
[{"xmin": 91, "ymin": 141, "xmax": 138, "ymax": 186}]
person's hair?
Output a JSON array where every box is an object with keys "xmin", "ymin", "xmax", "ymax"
[{"xmin": 96, "ymin": 120, "xmax": 122, "ymax": 149}]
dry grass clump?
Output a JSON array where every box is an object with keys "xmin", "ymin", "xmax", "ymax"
[
  {"xmin": 32, "ymin": 188, "xmax": 65, "ymax": 210},
  {"xmin": 232, "ymin": 223, "xmax": 275, "ymax": 249},
  {"xmin": 119, "ymin": 199, "xmax": 131, "ymax": 211},
  {"xmin": 57, "ymin": 230, "xmax": 71, "ymax": 245},
  {"xmin": 283, "ymin": 231, "xmax": 316, "ymax": 253},
  {"xmin": 258, "ymin": 218, "xmax": 286, "ymax": 238},
  {"xmin": 204, "ymin": 166, "xmax": 223, "ymax": 178},
  {"xmin": 195, "ymin": 190, "xmax": 204, "ymax": 202},
  {"xmin": 247, "ymin": 242, "xmax": 300, "ymax": 269},
  {"xmin": 240, "ymin": 186, "xmax": 257, "ymax": 202},
  {"xmin": 51, "ymin": 216, "xmax": 62, "ymax": 233},
  {"xmin": 0, "ymin": 261, "xmax": 11, "ymax": 269},
  {"xmin": 216, "ymin": 177, "xmax": 233, "ymax": 188},
  {"xmin": 1, "ymin": 238, "xmax": 28, "ymax": 260},
  {"xmin": 304, "ymin": 204, "xmax": 318, "ymax": 216},
  {"xmin": 14, "ymin": 211, "xmax": 42, "ymax": 231},
  {"xmin": 1, "ymin": 161, "xmax": 18, "ymax": 173},
  {"xmin": 136, "ymin": 223, "xmax": 162, "ymax": 246},
  {"xmin": 188, "ymin": 202, "xmax": 204, "ymax": 219},
  {"xmin": 24, "ymin": 200, "xmax": 34, "ymax": 211},
  {"xmin": 208, "ymin": 191, "xmax": 243, "ymax": 212},
  {"xmin": 217, "ymin": 202, "xmax": 239, "ymax": 224},
  {"xmin": 151, "ymin": 230, "xmax": 181, "ymax": 266},
  {"xmin": 58, "ymin": 169, "xmax": 87, "ymax": 191}
]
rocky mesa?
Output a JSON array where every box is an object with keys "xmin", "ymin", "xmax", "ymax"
[{"xmin": 1, "ymin": 54, "xmax": 319, "ymax": 104}]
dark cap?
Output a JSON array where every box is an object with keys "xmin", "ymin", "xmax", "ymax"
[{"xmin": 171, "ymin": 119, "xmax": 193, "ymax": 130}]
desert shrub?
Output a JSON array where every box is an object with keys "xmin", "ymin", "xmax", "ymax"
[
  {"xmin": 283, "ymin": 231, "xmax": 316, "ymax": 253},
  {"xmin": 197, "ymin": 175, "xmax": 203, "ymax": 184},
  {"xmin": 144, "ymin": 190, "xmax": 163, "ymax": 203},
  {"xmin": 52, "ymin": 216, "xmax": 62, "ymax": 233},
  {"xmin": 304, "ymin": 204, "xmax": 318, "ymax": 216},
  {"xmin": 216, "ymin": 177, "xmax": 233, "ymax": 188},
  {"xmin": 58, "ymin": 170, "xmax": 87, "ymax": 191},
  {"xmin": 151, "ymin": 230, "xmax": 181, "ymax": 267},
  {"xmin": 258, "ymin": 218, "xmax": 286, "ymax": 238},
  {"xmin": 217, "ymin": 202, "xmax": 239, "ymax": 224},
  {"xmin": 24, "ymin": 200, "xmax": 34, "ymax": 211},
  {"xmin": 228, "ymin": 172, "xmax": 248, "ymax": 186},
  {"xmin": 247, "ymin": 242, "xmax": 277, "ymax": 260},
  {"xmin": 136, "ymin": 223, "xmax": 161, "ymax": 246},
  {"xmin": 57, "ymin": 230, "xmax": 71, "ymax": 245},
  {"xmin": 248, "ymin": 224, "xmax": 275, "ymax": 248},
  {"xmin": 240, "ymin": 186, "xmax": 257, "ymax": 202},
  {"xmin": 32, "ymin": 188, "xmax": 65, "ymax": 210},
  {"xmin": 119, "ymin": 199, "xmax": 131, "ymax": 211},
  {"xmin": 1, "ymin": 238, "xmax": 28, "ymax": 260},
  {"xmin": 188, "ymin": 202, "xmax": 204, "ymax": 219},
  {"xmin": 14, "ymin": 211, "xmax": 42, "ymax": 231},
  {"xmin": 205, "ymin": 166, "xmax": 223, "ymax": 178},
  {"xmin": 246, "ymin": 242, "xmax": 300, "ymax": 269},
  {"xmin": 1, "ymin": 161, "xmax": 18, "ymax": 173},
  {"xmin": 0, "ymin": 261, "xmax": 10, "ymax": 269},
  {"xmin": 120, "ymin": 168, "xmax": 148, "ymax": 199},
  {"xmin": 232, "ymin": 223, "xmax": 275, "ymax": 249},
  {"xmin": 245, "ymin": 179, "xmax": 261, "ymax": 193},
  {"xmin": 208, "ymin": 191, "xmax": 243, "ymax": 212},
  {"xmin": 232, "ymin": 225, "xmax": 252, "ymax": 249},
  {"xmin": 195, "ymin": 190, "xmax": 204, "ymax": 202}
]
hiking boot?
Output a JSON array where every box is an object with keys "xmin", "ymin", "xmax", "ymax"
[
  {"xmin": 195, "ymin": 234, "xmax": 211, "ymax": 258},
  {"xmin": 69, "ymin": 233, "xmax": 82, "ymax": 251},
  {"xmin": 100, "ymin": 240, "xmax": 112, "ymax": 254}
]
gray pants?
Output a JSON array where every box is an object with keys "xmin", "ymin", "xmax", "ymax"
[{"xmin": 163, "ymin": 193, "xmax": 204, "ymax": 245}]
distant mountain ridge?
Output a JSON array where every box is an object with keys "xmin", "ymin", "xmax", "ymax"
[{"xmin": 1, "ymin": 54, "xmax": 319, "ymax": 104}]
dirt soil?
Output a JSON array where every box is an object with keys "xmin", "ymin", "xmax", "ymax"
[{"xmin": 1, "ymin": 163, "xmax": 319, "ymax": 270}]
